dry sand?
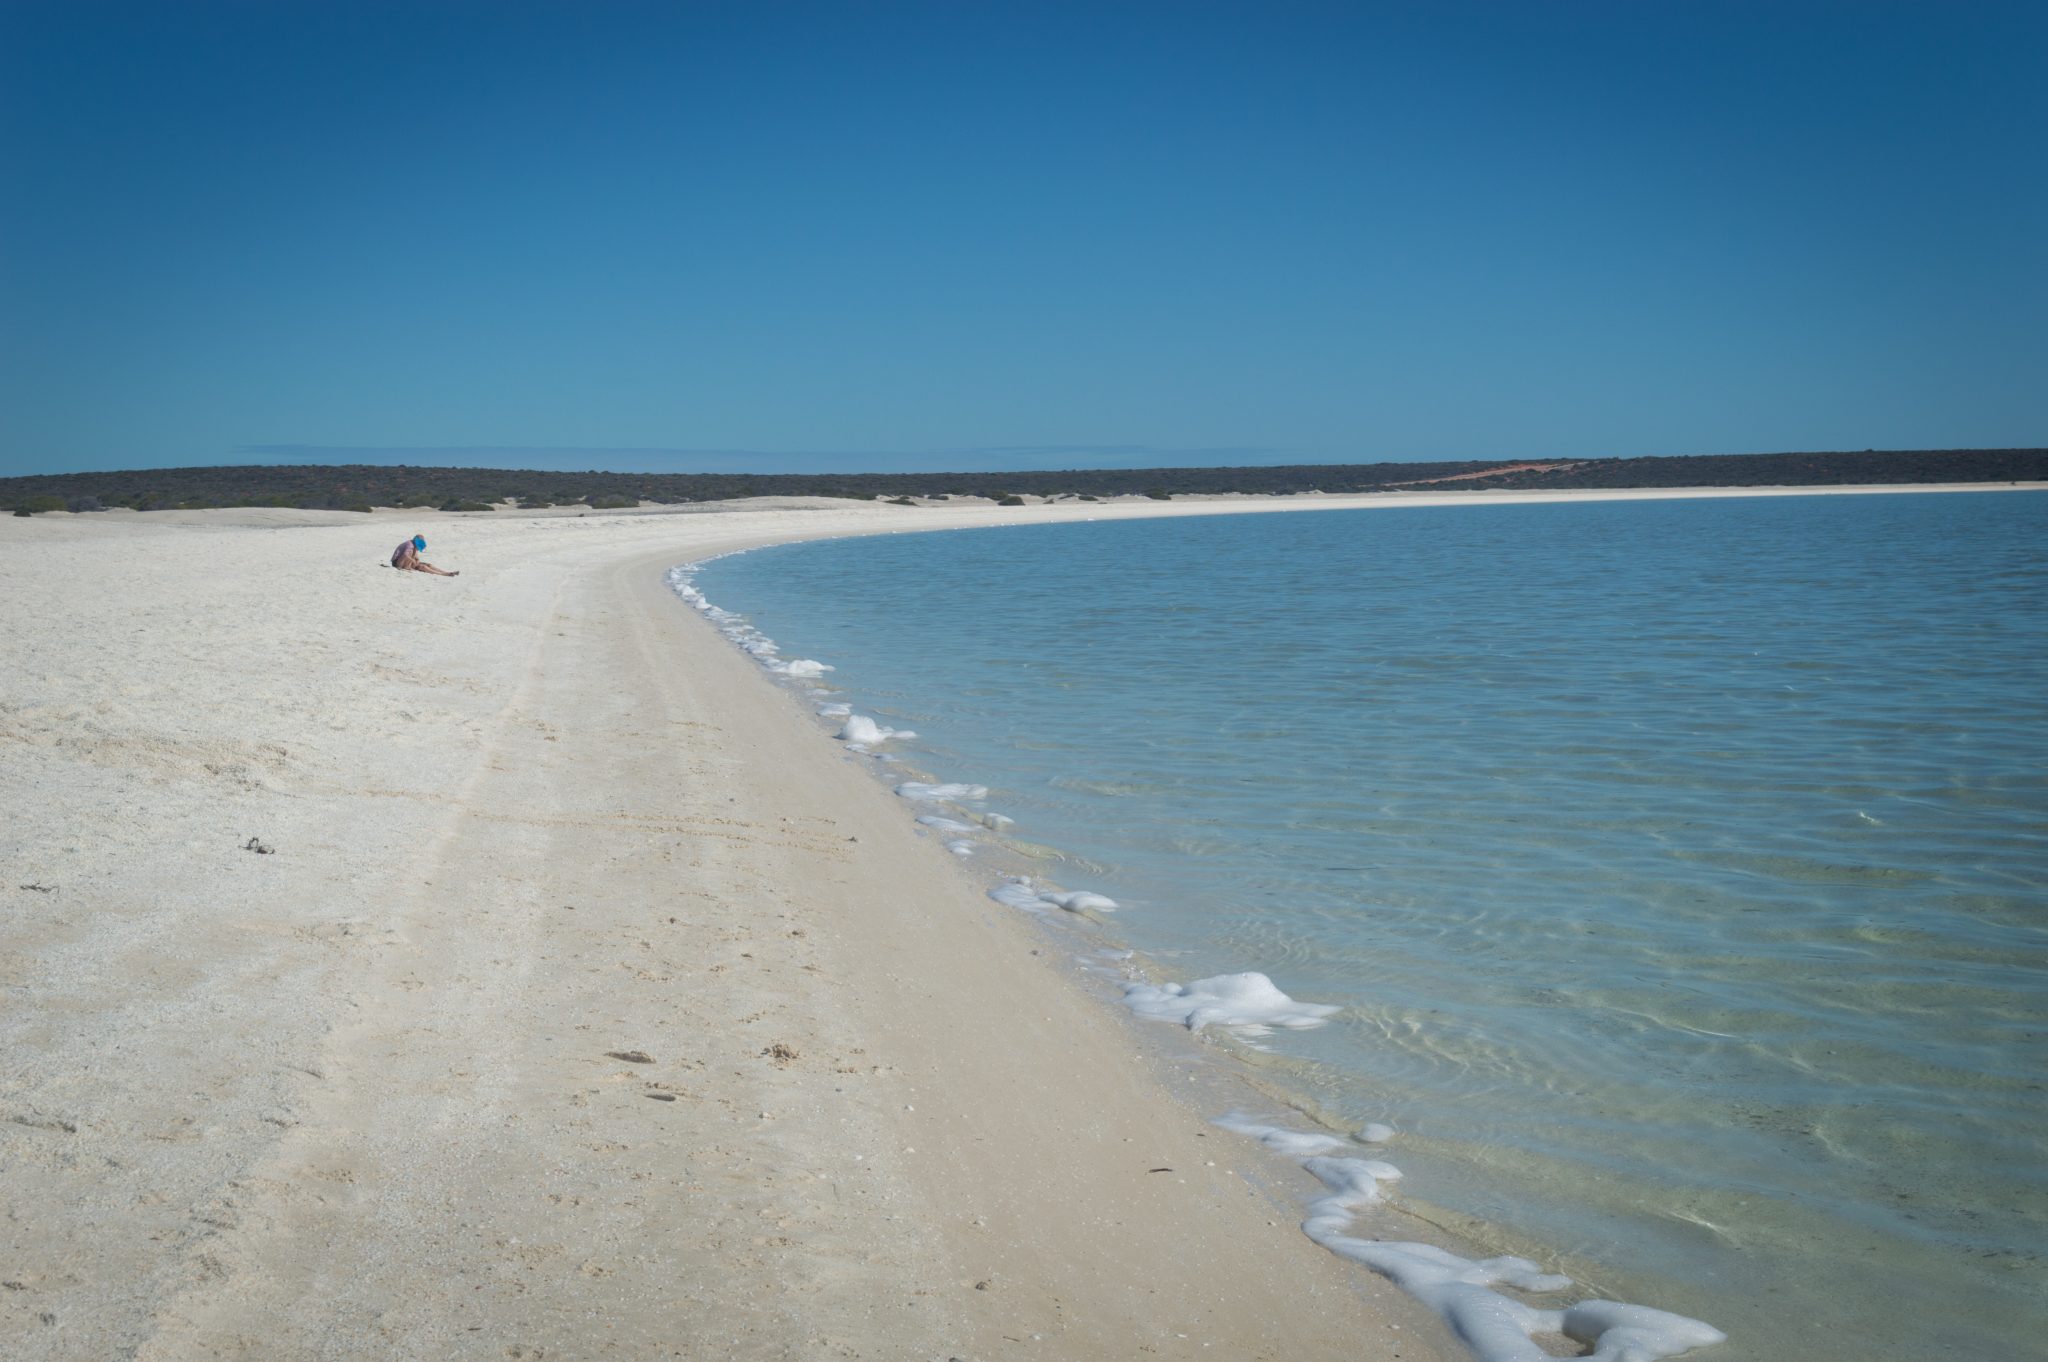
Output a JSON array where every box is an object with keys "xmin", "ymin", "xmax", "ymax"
[{"xmin": 3, "ymin": 483, "xmax": 2036, "ymax": 1361}]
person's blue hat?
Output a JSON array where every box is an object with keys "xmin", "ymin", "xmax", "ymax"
[{"xmin": 413, "ymin": 535, "xmax": 427, "ymax": 550}]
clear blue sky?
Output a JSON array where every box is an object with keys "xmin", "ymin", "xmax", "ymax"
[{"xmin": 3, "ymin": 1, "xmax": 2042, "ymax": 476}]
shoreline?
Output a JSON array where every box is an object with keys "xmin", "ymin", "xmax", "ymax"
[
  {"xmin": 667, "ymin": 495, "xmax": 2045, "ymax": 1362},
  {"xmin": 662, "ymin": 545, "xmax": 1739, "ymax": 1354},
  {"xmin": 666, "ymin": 529, "xmax": 1755, "ymax": 1362},
  {"xmin": 4, "ymin": 482, "xmax": 2037, "ymax": 1359}
]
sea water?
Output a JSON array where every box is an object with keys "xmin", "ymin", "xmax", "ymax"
[{"xmin": 684, "ymin": 492, "xmax": 2048, "ymax": 1362}]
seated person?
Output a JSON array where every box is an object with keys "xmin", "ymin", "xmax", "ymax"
[{"xmin": 391, "ymin": 534, "xmax": 458, "ymax": 576}]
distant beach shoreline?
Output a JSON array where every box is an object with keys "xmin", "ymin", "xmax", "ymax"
[{"xmin": 12, "ymin": 475, "xmax": 2048, "ymax": 532}]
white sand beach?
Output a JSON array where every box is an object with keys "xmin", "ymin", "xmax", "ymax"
[{"xmin": 2, "ymin": 483, "xmax": 2036, "ymax": 1361}]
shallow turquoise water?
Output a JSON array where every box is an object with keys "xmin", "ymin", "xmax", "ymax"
[{"xmin": 691, "ymin": 493, "xmax": 2048, "ymax": 1361}]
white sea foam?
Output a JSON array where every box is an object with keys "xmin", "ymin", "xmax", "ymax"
[
  {"xmin": 1359, "ymin": 1122, "xmax": 1396, "ymax": 1144},
  {"xmin": 1121, "ymin": 972, "xmax": 1340, "ymax": 1032},
  {"xmin": 1204, "ymin": 1116, "xmax": 1724, "ymax": 1362},
  {"xmin": 1044, "ymin": 890, "xmax": 1116, "ymax": 912},
  {"xmin": 839, "ymin": 714, "xmax": 915, "ymax": 745},
  {"xmin": 1301, "ymin": 1153, "xmax": 1409, "ymax": 1216},
  {"xmin": 894, "ymin": 782, "xmax": 988, "ymax": 802},
  {"xmin": 915, "ymin": 814, "xmax": 977, "ymax": 833},
  {"xmin": 946, "ymin": 839, "xmax": 976, "ymax": 856},
  {"xmin": 986, "ymin": 877, "xmax": 1118, "ymax": 914},
  {"xmin": 816, "ymin": 702, "xmax": 853, "ymax": 718},
  {"xmin": 988, "ymin": 879, "xmax": 1052, "ymax": 912},
  {"xmin": 1553, "ymin": 1302, "xmax": 1730, "ymax": 1362},
  {"xmin": 668, "ymin": 562, "xmax": 840, "ymax": 688},
  {"xmin": 1317, "ymin": 1236, "xmax": 1722, "ymax": 1362},
  {"xmin": 1213, "ymin": 1113, "xmax": 1348, "ymax": 1157}
]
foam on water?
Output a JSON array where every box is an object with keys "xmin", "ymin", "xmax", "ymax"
[
  {"xmin": 1324, "ymin": 1239, "xmax": 1726, "ymax": 1362},
  {"xmin": 1301, "ymin": 1152, "xmax": 1407, "ymax": 1210},
  {"xmin": 839, "ymin": 714, "xmax": 915, "ymax": 745},
  {"xmin": 986, "ymin": 876, "xmax": 1118, "ymax": 915},
  {"xmin": 667, "ymin": 563, "xmax": 840, "ymax": 690},
  {"xmin": 1212, "ymin": 1112, "xmax": 1348, "ymax": 1157},
  {"xmin": 1121, "ymin": 971, "xmax": 1339, "ymax": 1033},
  {"xmin": 894, "ymin": 781, "xmax": 988, "ymax": 802},
  {"xmin": 1214, "ymin": 1114, "xmax": 1725, "ymax": 1362},
  {"xmin": 914, "ymin": 814, "xmax": 978, "ymax": 833}
]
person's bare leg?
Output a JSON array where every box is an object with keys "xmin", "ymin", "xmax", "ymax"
[{"xmin": 413, "ymin": 562, "xmax": 459, "ymax": 576}]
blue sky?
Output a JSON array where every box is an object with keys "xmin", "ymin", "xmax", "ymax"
[{"xmin": 2, "ymin": 1, "xmax": 2042, "ymax": 477}]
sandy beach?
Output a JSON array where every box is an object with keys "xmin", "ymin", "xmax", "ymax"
[{"xmin": 3, "ymin": 483, "xmax": 2037, "ymax": 1361}]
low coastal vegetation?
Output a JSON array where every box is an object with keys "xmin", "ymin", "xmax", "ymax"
[{"xmin": 3, "ymin": 448, "xmax": 2043, "ymax": 515}]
